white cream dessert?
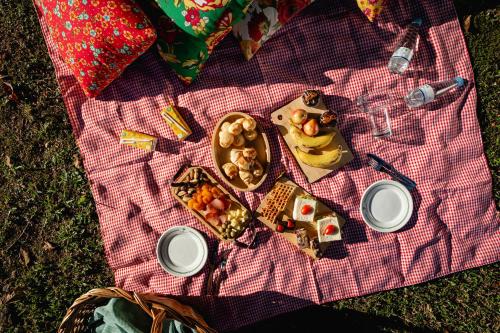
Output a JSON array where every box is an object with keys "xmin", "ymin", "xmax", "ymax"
[
  {"xmin": 292, "ymin": 196, "xmax": 317, "ymax": 222},
  {"xmin": 317, "ymin": 215, "xmax": 341, "ymax": 242}
]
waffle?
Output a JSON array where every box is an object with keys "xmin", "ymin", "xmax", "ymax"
[{"xmin": 261, "ymin": 181, "xmax": 296, "ymax": 223}]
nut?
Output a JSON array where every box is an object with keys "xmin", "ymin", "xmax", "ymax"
[
  {"xmin": 177, "ymin": 190, "xmax": 187, "ymax": 197},
  {"xmin": 182, "ymin": 195, "xmax": 191, "ymax": 202}
]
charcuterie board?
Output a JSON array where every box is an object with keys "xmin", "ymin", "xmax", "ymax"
[
  {"xmin": 171, "ymin": 166, "xmax": 251, "ymax": 242},
  {"xmin": 271, "ymin": 96, "xmax": 353, "ymax": 183}
]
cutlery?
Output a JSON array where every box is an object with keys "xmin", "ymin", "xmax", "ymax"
[
  {"xmin": 367, "ymin": 154, "xmax": 416, "ymax": 191},
  {"xmin": 210, "ymin": 248, "xmax": 232, "ymax": 295}
]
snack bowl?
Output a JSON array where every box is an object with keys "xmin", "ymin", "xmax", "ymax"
[{"xmin": 211, "ymin": 112, "xmax": 271, "ymax": 192}]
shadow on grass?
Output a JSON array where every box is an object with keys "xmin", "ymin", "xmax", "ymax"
[{"xmin": 231, "ymin": 305, "xmax": 437, "ymax": 333}]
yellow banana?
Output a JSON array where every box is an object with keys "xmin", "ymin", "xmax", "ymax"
[
  {"xmin": 295, "ymin": 145, "xmax": 343, "ymax": 168},
  {"xmin": 289, "ymin": 126, "xmax": 336, "ymax": 149}
]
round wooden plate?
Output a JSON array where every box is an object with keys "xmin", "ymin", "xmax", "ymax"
[{"xmin": 211, "ymin": 112, "xmax": 271, "ymax": 192}]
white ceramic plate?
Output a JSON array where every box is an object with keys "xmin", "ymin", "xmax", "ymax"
[
  {"xmin": 360, "ymin": 180, "xmax": 413, "ymax": 233},
  {"xmin": 156, "ymin": 226, "xmax": 208, "ymax": 277}
]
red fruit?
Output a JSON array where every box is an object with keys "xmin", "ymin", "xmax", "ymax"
[
  {"xmin": 290, "ymin": 108, "xmax": 308, "ymax": 125},
  {"xmin": 323, "ymin": 224, "xmax": 335, "ymax": 235},
  {"xmin": 286, "ymin": 219, "xmax": 295, "ymax": 229},
  {"xmin": 276, "ymin": 224, "xmax": 285, "ymax": 233},
  {"xmin": 303, "ymin": 119, "xmax": 319, "ymax": 136},
  {"xmin": 301, "ymin": 205, "xmax": 313, "ymax": 215}
]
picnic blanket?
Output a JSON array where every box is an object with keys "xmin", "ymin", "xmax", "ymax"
[{"xmin": 34, "ymin": 0, "xmax": 499, "ymax": 331}]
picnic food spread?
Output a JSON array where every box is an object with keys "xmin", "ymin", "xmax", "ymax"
[{"xmin": 34, "ymin": 0, "xmax": 500, "ymax": 331}]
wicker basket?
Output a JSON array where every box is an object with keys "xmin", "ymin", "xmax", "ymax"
[{"xmin": 58, "ymin": 287, "xmax": 216, "ymax": 333}]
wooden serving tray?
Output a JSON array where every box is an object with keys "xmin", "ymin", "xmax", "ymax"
[
  {"xmin": 271, "ymin": 97, "xmax": 353, "ymax": 183},
  {"xmin": 171, "ymin": 166, "xmax": 249, "ymax": 242},
  {"xmin": 211, "ymin": 112, "xmax": 271, "ymax": 192},
  {"xmin": 256, "ymin": 176, "xmax": 345, "ymax": 259}
]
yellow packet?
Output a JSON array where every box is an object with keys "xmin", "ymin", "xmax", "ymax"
[
  {"xmin": 160, "ymin": 104, "xmax": 192, "ymax": 141},
  {"xmin": 120, "ymin": 130, "xmax": 157, "ymax": 152}
]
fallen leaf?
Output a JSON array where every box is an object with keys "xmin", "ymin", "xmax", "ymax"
[
  {"xmin": 5, "ymin": 156, "xmax": 12, "ymax": 168},
  {"xmin": 42, "ymin": 241, "xmax": 55, "ymax": 251},
  {"xmin": 0, "ymin": 292, "xmax": 16, "ymax": 306},
  {"xmin": 73, "ymin": 154, "xmax": 82, "ymax": 169},
  {"xmin": 0, "ymin": 76, "xmax": 19, "ymax": 102},
  {"xmin": 19, "ymin": 248, "xmax": 30, "ymax": 266},
  {"xmin": 464, "ymin": 15, "xmax": 471, "ymax": 32}
]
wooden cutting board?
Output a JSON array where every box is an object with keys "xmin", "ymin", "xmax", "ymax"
[
  {"xmin": 271, "ymin": 97, "xmax": 353, "ymax": 183},
  {"xmin": 256, "ymin": 176, "xmax": 345, "ymax": 260}
]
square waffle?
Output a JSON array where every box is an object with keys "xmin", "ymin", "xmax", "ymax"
[{"xmin": 261, "ymin": 181, "xmax": 296, "ymax": 223}]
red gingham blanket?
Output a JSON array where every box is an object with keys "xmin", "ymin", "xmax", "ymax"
[{"xmin": 35, "ymin": 0, "xmax": 499, "ymax": 331}]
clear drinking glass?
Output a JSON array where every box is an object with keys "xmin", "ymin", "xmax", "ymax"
[{"xmin": 356, "ymin": 92, "xmax": 393, "ymax": 139}]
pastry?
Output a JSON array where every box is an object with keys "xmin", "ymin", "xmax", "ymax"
[
  {"xmin": 219, "ymin": 131, "xmax": 234, "ymax": 148},
  {"xmin": 252, "ymin": 160, "xmax": 264, "ymax": 177},
  {"xmin": 230, "ymin": 149, "xmax": 243, "ymax": 164},
  {"xmin": 222, "ymin": 163, "xmax": 238, "ymax": 179},
  {"xmin": 242, "ymin": 118, "xmax": 257, "ymax": 131},
  {"xmin": 295, "ymin": 228, "xmax": 309, "ymax": 249},
  {"xmin": 317, "ymin": 215, "xmax": 341, "ymax": 242},
  {"xmin": 234, "ymin": 118, "xmax": 245, "ymax": 125},
  {"xmin": 292, "ymin": 196, "xmax": 317, "ymax": 222},
  {"xmin": 244, "ymin": 130, "xmax": 258, "ymax": 141},
  {"xmin": 302, "ymin": 89, "xmax": 321, "ymax": 106},
  {"xmin": 320, "ymin": 110, "xmax": 338, "ymax": 127},
  {"xmin": 232, "ymin": 134, "xmax": 246, "ymax": 147},
  {"xmin": 243, "ymin": 147, "xmax": 257, "ymax": 160},
  {"xmin": 227, "ymin": 122, "xmax": 243, "ymax": 136},
  {"xmin": 236, "ymin": 155, "xmax": 253, "ymax": 170},
  {"xmin": 221, "ymin": 121, "xmax": 232, "ymax": 132},
  {"xmin": 239, "ymin": 169, "xmax": 253, "ymax": 185}
]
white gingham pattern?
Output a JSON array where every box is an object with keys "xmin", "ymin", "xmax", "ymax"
[{"xmin": 34, "ymin": 0, "xmax": 499, "ymax": 331}]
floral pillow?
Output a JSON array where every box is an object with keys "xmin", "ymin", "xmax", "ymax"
[
  {"xmin": 36, "ymin": 0, "xmax": 157, "ymax": 97},
  {"xmin": 357, "ymin": 0, "xmax": 388, "ymax": 22},
  {"xmin": 154, "ymin": 0, "xmax": 251, "ymax": 38},
  {"xmin": 140, "ymin": 0, "xmax": 233, "ymax": 84},
  {"xmin": 232, "ymin": 0, "xmax": 315, "ymax": 61}
]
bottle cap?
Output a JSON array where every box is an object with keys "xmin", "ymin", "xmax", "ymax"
[
  {"xmin": 454, "ymin": 77, "xmax": 465, "ymax": 87},
  {"xmin": 412, "ymin": 18, "xmax": 423, "ymax": 27}
]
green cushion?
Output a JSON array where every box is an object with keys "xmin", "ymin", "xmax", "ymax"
[{"xmin": 155, "ymin": 0, "xmax": 251, "ymax": 38}]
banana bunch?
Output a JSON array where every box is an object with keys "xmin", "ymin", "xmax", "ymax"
[{"xmin": 289, "ymin": 110, "xmax": 343, "ymax": 168}]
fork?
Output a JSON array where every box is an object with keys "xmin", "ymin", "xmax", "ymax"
[
  {"xmin": 367, "ymin": 154, "xmax": 417, "ymax": 191},
  {"xmin": 209, "ymin": 248, "xmax": 232, "ymax": 295}
]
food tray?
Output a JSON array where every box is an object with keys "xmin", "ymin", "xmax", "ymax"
[
  {"xmin": 171, "ymin": 166, "xmax": 250, "ymax": 242},
  {"xmin": 211, "ymin": 112, "xmax": 271, "ymax": 192},
  {"xmin": 256, "ymin": 176, "xmax": 345, "ymax": 259},
  {"xmin": 271, "ymin": 97, "xmax": 353, "ymax": 183}
]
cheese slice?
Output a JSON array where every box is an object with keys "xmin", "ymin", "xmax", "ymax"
[{"xmin": 292, "ymin": 197, "xmax": 317, "ymax": 222}]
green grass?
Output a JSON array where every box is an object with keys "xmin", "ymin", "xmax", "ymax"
[{"xmin": 0, "ymin": 1, "xmax": 498, "ymax": 332}]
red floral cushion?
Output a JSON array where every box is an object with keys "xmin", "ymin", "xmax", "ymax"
[{"xmin": 36, "ymin": 0, "xmax": 157, "ymax": 97}]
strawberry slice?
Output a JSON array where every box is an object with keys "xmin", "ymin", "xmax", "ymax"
[
  {"xmin": 286, "ymin": 219, "xmax": 295, "ymax": 229},
  {"xmin": 301, "ymin": 205, "xmax": 313, "ymax": 215}
]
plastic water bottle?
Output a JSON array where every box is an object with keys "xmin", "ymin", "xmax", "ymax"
[
  {"xmin": 388, "ymin": 18, "xmax": 422, "ymax": 75},
  {"xmin": 405, "ymin": 77, "xmax": 465, "ymax": 108}
]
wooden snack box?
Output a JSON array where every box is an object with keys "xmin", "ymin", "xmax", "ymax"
[
  {"xmin": 271, "ymin": 96, "xmax": 353, "ymax": 183},
  {"xmin": 170, "ymin": 166, "xmax": 250, "ymax": 242},
  {"xmin": 256, "ymin": 176, "xmax": 345, "ymax": 259}
]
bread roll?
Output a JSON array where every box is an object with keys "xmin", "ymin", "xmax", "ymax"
[
  {"xmin": 239, "ymin": 169, "xmax": 254, "ymax": 185},
  {"xmin": 253, "ymin": 160, "xmax": 264, "ymax": 177},
  {"xmin": 243, "ymin": 130, "xmax": 258, "ymax": 141},
  {"xmin": 222, "ymin": 163, "xmax": 238, "ymax": 179},
  {"xmin": 219, "ymin": 131, "xmax": 234, "ymax": 148},
  {"xmin": 243, "ymin": 147, "xmax": 257, "ymax": 160},
  {"xmin": 227, "ymin": 122, "xmax": 243, "ymax": 136},
  {"xmin": 232, "ymin": 134, "xmax": 245, "ymax": 147},
  {"xmin": 242, "ymin": 118, "xmax": 257, "ymax": 131},
  {"xmin": 230, "ymin": 149, "xmax": 243, "ymax": 164}
]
